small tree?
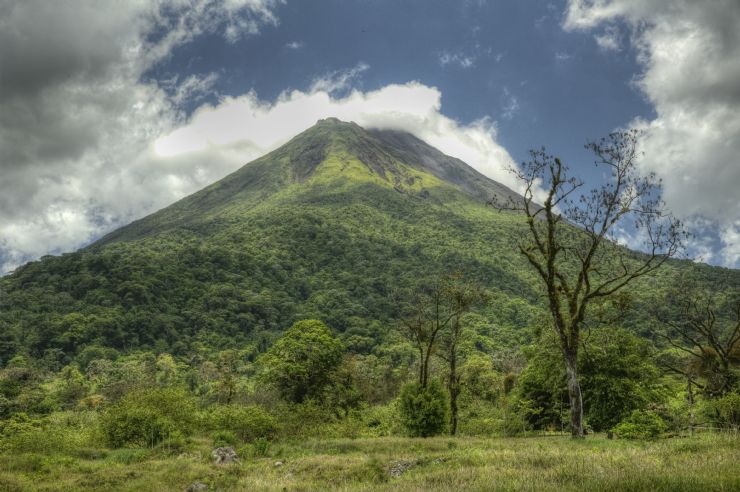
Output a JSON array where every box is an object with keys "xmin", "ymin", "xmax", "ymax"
[
  {"xmin": 258, "ymin": 319, "xmax": 343, "ymax": 403},
  {"xmin": 437, "ymin": 278, "xmax": 485, "ymax": 435},
  {"xmin": 657, "ymin": 290, "xmax": 740, "ymax": 397},
  {"xmin": 494, "ymin": 130, "xmax": 684, "ymax": 437},
  {"xmin": 397, "ymin": 282, "xmax": 452, "ymax": 389},
  {"xmin": 396, "ymin": 277, "xmax": 480, "ymax": 436}
]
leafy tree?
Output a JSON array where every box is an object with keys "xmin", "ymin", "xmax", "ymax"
[
  {"xmin": 436, "ymin": 277, "xmax": 485, "ymax": 435},
  {"xmin": 494, "ymin": 130, "xmax": 684, "ymax": 437},
  {"xmin": 56, "ymin": 363, "xmax": 88, "ymax": 408},
  {"xmin": 258, "ymin": 320, "xmax": 343, "ymax": 403},
  {"xmin": 518, "ymin": 328, "xmax": 662, "ymax": 432}
]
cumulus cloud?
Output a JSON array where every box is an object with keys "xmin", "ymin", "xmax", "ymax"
[
  {"xmin": 0, "ymin": 0, "xmax": 283, "ymax": 273},
  {"xmin": 0, "ymin": 3, "xmax": 519, "ymax": 274},
  {"xmin": 154, "ymin": 75, "xmax": 520, "ymax": 203},
  {"xmin": 564, "ymin": 0, "xmax": 740, "ymax": 268}
]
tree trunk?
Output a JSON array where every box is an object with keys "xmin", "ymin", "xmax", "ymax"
[
  {"xmin": 687, "ymin": 378, "xmax": 695, "ymax": 436},
  {"xmin": 449, "ymin": 351, "xmax": 458, "ymax": 435},
  {"xmin": 565, "ymin": 353, "xmax": 584, "ymax": 438}
]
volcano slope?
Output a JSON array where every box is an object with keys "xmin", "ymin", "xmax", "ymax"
[{"xmin": 0, "ymin": 118, "xmax": 735, "ymax": 363}]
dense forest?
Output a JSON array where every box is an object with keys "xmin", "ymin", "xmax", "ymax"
[{"xmin": 1, "ymin": 120, "xmax": 738, "ymax": 489}]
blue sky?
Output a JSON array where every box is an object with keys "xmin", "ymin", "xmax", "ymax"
[
  {"xmin": 151, "ymin": 0, "xmax": 650, "ymax": 174},
  {"xmin": 0, "ymin": 0, "xmax": 738, "ymax": 272}
]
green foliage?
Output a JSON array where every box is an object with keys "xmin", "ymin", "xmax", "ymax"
[
  {"xmin": 211, "ymin": 430, "xmax": 238, "ymax": 447},
  {"xmin": 612, "ymin": 410, "xmax": 668, "ymax": 439},
  {"xmin": 398, "ymin": 381, "xmax": 449, "ymax": 437},
  {"xmin": 709, "ymin": 392, "xmax": 740, "ymax": 428},
  {"xmin": 101, "ymin": 405, "xmax": 176, "ymax": 448},
  {"xmin": 0, "ymin": 411, "xmax": 100, "ymax": 455},
  {"xmin": 517, "ymin": 328, "xmax": 662, "ymax": 431},
  {"xmin": 99, "ymin": 388, "xmax": 196, "ymax": 448},
  {"xmin": 258, "ymin": 320, "xmax": 344, "ymax": 403},
  {"xmin": 208, "ymin": 405, "xmax": 278, "ymax": 442},
  {"xmin": 251, "ymin": 437, "xmax": 271, "ymax": 457}
]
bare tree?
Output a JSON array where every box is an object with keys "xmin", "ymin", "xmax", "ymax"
[
  {"xmin": 398, "ymin": 282, "xmax": 456, "ymax": 389},
  {"xmin": 493, "ymin": 130, "xmax": 684, "ymax": 437},
  {"xmin": 397, "ymin": 276, "xmax": 482, "ymax": 395},
  {"xmin": 657, "ymin": 292, "xmax": 740, "ymax": 397}
]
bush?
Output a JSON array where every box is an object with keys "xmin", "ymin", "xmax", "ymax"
[
  {"xmin": 252, "ymin": 437, "xmax": 271, "ymax": 457},
  {"xmin": 277, "ymin": 400, "xmax": 336, "ymax": 439},
  {"xmin": 100, "ymin": 388, "xmax": 196, "ymax": 448},
  {"xmin": 211, "ymin": 430, "xmax": 238, "ymax": 447},
  {"xmin": 612, "ymin": 410, "xmax": 667, "ymax": 439},
  {"xmin": 208, "ymin": 405, "xmax": 278, "ymax": 442},
  {"xmin": 398, "ymin": 381, "xmax": 448, "ymax": 437},
  {"xmin": 101, "ymin": 406, "xmax": 176, "ymax": 448},
  {"xmin": 711, "ymin": 392, "xmax": 740, "ymax": 429}
]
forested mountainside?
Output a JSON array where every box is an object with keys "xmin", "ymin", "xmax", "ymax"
[{"xmin": 1, "ymin": 118, "xmax": 736, "ymax": 366}]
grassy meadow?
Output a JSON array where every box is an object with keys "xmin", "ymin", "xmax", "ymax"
[{"xmin": 2, "ymin": 433, "xmax": 739, "ymax": 491}]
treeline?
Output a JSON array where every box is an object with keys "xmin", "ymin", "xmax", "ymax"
[{"xmin": 2, "ymin": 285, "xmax": 738, "ymax": 456}]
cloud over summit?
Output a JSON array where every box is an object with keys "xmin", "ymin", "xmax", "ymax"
[{"xmin": 0, "ymin": 3, "xmax": 517, "ymax": 273}]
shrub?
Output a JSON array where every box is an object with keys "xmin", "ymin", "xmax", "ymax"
[
  {"xmin": 101, "ymin": 406, "xmax": 176, "ymax": 448},
  {"xmin": 208, "ymin": 405, "xmax": 278, "ymax": 442},
  {"xmin": 252, "ymin": 437, "xmax": 271, "ymax": 456},
  {"xmin": 211, "ymin": 430, "xmax": 238, "ymax": 447},
  {"xmin": 276, "ymin": 400, "xmax": 336, "ymax": 439},
  {"xmin": 364, "ymin": 403, "xmax": 402, "ymax": 437},
  {"xmin": 100, "ymin": 388, "xmax": 196, "ymax": 448},
  {"xmin": 612, "ymin": 410, "xmax": 667, "ymax": 439},
  {"xmin": 712, "ymin": 392, "xmax": 740, "ymax": 428},
  {"xmin": 0, "ymin": 412, "xmax": 99, "ymax": 455},
  {"xmin": 398, "ymin": 381, "xmax": 448, "ymax": 437}
]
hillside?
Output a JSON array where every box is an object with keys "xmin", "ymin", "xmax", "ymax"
[{"xmin": 0, "ymin": 119, "xmax": 736, "ymax": 365}]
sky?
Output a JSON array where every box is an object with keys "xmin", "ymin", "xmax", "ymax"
[{"xmin": 0, "ymin": 0, "xmax": 739, "ymax": 273}]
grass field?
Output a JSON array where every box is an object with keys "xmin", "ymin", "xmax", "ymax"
[{"xmin": 1, "ymin": 433, "xmax": 739, "ymax": 491}]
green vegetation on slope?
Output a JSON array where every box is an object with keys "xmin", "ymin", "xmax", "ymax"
[{"xmin": 1, "ymin": 119, "xmax": 739, "ymax": 490}]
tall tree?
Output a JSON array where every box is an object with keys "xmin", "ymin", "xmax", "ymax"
[
  {"xmin": 437, "ymin": 277, "xmax": 485, "ymax": 435},
  {"xmin": 494, "ymin": 130, "xmax": 684, "ymax": 437},
  {"xmin": 397, "ymin": 282, "xmax": 455, "ymax": 389}
]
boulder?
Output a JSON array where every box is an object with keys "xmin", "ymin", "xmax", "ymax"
[
  {"xmin": 185, "ymin": 482, "xmax": 208, "ymax": 491},
  {"xmin": 211, "ymin": 447, "xmax": 239, "ymax": 465}
]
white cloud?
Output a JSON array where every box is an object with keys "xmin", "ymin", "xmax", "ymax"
[
  {"xmin": 309, "ymin": 62, "xmax": 370, "ymax": 94},
  {"xmin": 0, "ymin": 1, "xmax": 520, "ymax": 274},
  {"xmin": 285, "ymin": 41, "xmax": 304, "ymax": 49},
  {"xmin": 0, "ymin": 0, "xmax": 283, "ymax": 273},
  {"xmin": 564, "ymin": 0, "xmax": 740, "ymax": 268},
  {"xmin": 594, "ymin": 25, "xmax": 621, "ymax": 51},
  {"xmin": 500, "ymin": 88, "xmax": 520, "ymax": 120},
  {"xmin": 438, "ymin": 51, "xmax": 476, "ymax": 69},
  {"xmin": 154, "ymin": 76, "xmax": 521, "ymax": 200}
]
